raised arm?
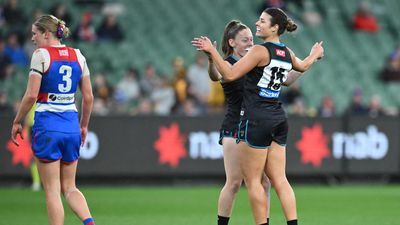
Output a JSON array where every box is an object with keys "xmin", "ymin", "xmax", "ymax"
[
  {"xmin": 204, "ymin": 41, "xmax": 222, "ymax": 81},
  {"xmin": 290, "ymin": 41, "xmax": 324, "ymax": 73},
  {"xmin": 192, "ymin": 36, "xmax": 265, "ymax": 82},
  {"xmin": 208, "ymin": 57, "xmax": 222, "ymax": 81},
  {"xmin": 282, "ymin": 70, "xmax": 302, "ymax": 86}
]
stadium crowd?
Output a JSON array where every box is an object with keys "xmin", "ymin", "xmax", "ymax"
[{"xmin": 0, "ymin": 0, "xmax": 399, "ymax": 117}]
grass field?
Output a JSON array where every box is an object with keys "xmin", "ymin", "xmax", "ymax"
[{"xmin": 0, "ymin": 185, "xmax": 399, "ymax": 225}]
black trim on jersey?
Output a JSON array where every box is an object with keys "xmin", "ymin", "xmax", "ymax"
[
  {"xmin": 225, "ymin": 54, "xmax": 240, "ymax": 65},
  {"xmin": 262, "ymin": 42, "xmax": 292, "ymax": 66},
  {"xmin": 30, "ymin": 68, "xmax": 43, "ymax": 75}
]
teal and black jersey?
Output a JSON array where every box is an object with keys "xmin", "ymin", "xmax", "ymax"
[
  {"xmin": 218, "ymin": 55, "xmax": 245, "ymax": 144},
  {"xmin": 241, "ymin": 42, "xmax": 292, "ymax": 120}
]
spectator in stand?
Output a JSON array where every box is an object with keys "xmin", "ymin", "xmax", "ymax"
[
  {"xmin": 346, "ymin": 88, "xmax": 368, "ymax": 116},
  {"xmin": 92, "ymin": 98, "xmax": 109, "ymax": 116},
  {"xmin": 352, "ymin": 1, "xmax": 379, "ymax": 33},
  {"xmin": 114, "ymin": 67, "xmax": 141, "ymax": 104},
  {"xmin": 134, "ymin": 98, "xmax": 153, "ymax": 115},
  {"xmin": 4, "ymin": 32, "xmax": 28, "ymax": 66},
  {"xmin": 93, "ymin": 72, "xmax": 113, "ymax": 106},
  {"xmin": 288, "ymin": 97, "xmax": 308, "ymax": 117},
  {"xmin": 72, "ymin": 11, "xmax": 96, "ymax": 42},
  {"xmin": 151, "ymin": 76, "xmax": 175, "ymax": 115},
  {"xmin": 50, "ymin": 3, "xmax": 72, "ymax": 25},
  {"xmin": 318, "ymin": 95, "xmax": 336, "ymax": 117},
  {"xmin": 2, "ymin": 0, "xmax": 25, "ymax": 27},
  {"xmin": 380, "ymin": 47, "xmax": 400, "ymax": 82},
  {"xmin": 179, "ymin": 96, "xmax": 202, "ymax": 116},
  {"xmin": 96, "ymin": 14, "xmax": 124, "ymax": 42},
  {"xmin": 171, "ymin": 56, "xmax": 191, "ymax": 113},
  {"xmin": 139, "ymin": 63, "xmax": 161, "ymax": 97},
  {"xmin": 207, "ymin": 80, "xmax": 225, "ymax": 113},
  {"xmin": 0, "ymin": 37, "xmax": 14, "ymax": 80},
  {"xmin": 187, "ymin": 53, "xmax": 210, "ymax": 108},
  {"xmin": 367, "ymin": 95, "xmax": 385, "ymax": 118},
  {"xmin": 281, "ymin": 80, "xmax": 302, "ymax": 105}
]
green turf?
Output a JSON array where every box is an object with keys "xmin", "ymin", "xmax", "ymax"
[{"xmin": 0, "ymin": 185, "xmax": 399, "ymax": 225}]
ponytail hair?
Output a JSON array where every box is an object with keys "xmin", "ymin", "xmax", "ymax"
[
  {"xmin": 264, "ymin": 8, "xmax": 297, "ymax": 35},
  {"xmin": 34, "ymin": 15, "xmax": 71, "ymax": 40},
  {"xmin": 221, "ymin": 20, "xmax": 248, "ymax": 58}
]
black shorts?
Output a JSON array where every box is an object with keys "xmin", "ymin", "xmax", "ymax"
[
  {"xmin": 218, "ymin": 129, "xmax": 238, "ymax": 145},
  {"xmin": 237, "ymin": 118, "xmax": 288, "ymax": 148}
]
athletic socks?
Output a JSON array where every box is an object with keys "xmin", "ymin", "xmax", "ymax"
[
  {"xmin": 287, "ymin": 219, "xmax": 298, "ymax": 225},
  {"xmin": 259, "ymin": 217, "xmax": 270, "ymax": 225},
  {"xmin": 83, "ymin": 218, "xmax": 95, "ymax": 225},
  {"xmin": 217, "ymin": 215, "xmax": 230, "ymax": 225}
]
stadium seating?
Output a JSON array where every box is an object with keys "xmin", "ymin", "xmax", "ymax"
[{"xmin": 2, "ymin": 0, "xmax": 399, "ymax": 114}]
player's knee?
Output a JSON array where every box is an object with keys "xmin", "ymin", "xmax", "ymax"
[
  {"xmin": 269, "ymin": 176, "xmax": 288, "ymax": 190},
  {"xmin": 226, "ymin": 180, "xmax": 242, "ymax": 193},
  {"xmin": 243, "ymin": 178, "xmax": 261, "ymax": 190},
  {"xmin": 62, "ymin": 186, "xmax": 79, "ymax": 199}
]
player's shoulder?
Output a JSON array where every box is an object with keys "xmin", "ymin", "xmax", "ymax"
[
  {"xmin": 71, "ymin": 48, "xmax": 86, "ymax": 59},
  {"xmin": 33, "ymin": 48, "xmax": 48, "ymax": 55},
  {"xmin": 31, "ymin": 48, "xmax": 50, "ymax": 60}
]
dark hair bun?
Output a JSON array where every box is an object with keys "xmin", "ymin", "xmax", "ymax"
[{"xmin": 286, "ymin": 18, "xmax": 297, "ymax": 32}]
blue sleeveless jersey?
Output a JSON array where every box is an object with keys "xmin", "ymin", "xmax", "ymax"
[{"xmin": 33, "ymin": 46, "xmax": 82, "ymax": 133}]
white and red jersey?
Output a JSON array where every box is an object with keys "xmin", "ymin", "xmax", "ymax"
[{"xmin": 30, "ymin": 45, "xmax": 90, "ymax": 132}]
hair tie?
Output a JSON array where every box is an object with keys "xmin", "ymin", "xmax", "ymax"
[{"xmin": 56, "ymin": 22, "xmax": 65, "ymax": 39}]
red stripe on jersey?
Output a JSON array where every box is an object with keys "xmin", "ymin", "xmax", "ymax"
[
  {"xmin": 43, "ymin": 46, "xmax": 78, "ymax": 74},
  {"xmin": 86, "ymin": 222, "xmax": 95, "ymax": 225},
  {"xmin": 45, "ymin": 46, "xmax": 78, "ymax": 61},
  {"xmin": 37, "ymin": 93, "xmax": 48, "ymax": 102}
]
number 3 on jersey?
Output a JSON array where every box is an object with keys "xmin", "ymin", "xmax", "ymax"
[{"xmin": 58, "ymin": 65, "xmax": 72, "ymax": 92}]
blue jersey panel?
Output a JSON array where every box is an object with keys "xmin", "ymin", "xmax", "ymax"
[{"xmin": 40, "ymin": 61, "xmax": 82, "ymax": 94}]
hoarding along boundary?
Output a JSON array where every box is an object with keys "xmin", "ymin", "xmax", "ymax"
[{"xmin": 0, "ymin": 116, "xmax": 399, "ymax": 180}]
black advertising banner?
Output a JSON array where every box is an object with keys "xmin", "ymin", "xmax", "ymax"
[
  {"xmin": 77, "ymin": 115, "xmax": 226, "ymax": 176},
  {"xmin": 345, "ymin": 117, "xmax": 400, "ymax": 174},
  {"xmin": 1, "ymin": 116, "xmax": 399, "ymax": 178},
  {"xmin": 0, "ymin": 118, "xmax": 28, "ymax": 176},
  {"xmin": 286, "ymin": 117, "xmax": 343, "ymax": 175}
]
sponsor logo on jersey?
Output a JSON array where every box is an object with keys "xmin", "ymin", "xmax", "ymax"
[
  {"xmin": 47, "ymin": 93, "xmax": 75, "ymax": 104},
  {"xmin": 259, "ymin": 88, "xmax": 280, "ymax": 98},
  {"xmin": 59, "ymin": 49, "xmax": 69, "ymax": 56},
  {"xmin": 276, "ymin": 49, "xmax": 286, "ymax": 57}
]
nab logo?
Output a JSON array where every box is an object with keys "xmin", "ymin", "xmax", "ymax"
[
  {"xmin": 296, "ymin": 123, "xmax": 330, "ymax": 167},
  {"xmin": 153, "ymin": 123, "xmax": 187, "ymax": 168},
  {"xmin": 276, "ymin": 49, "xmax": 286, "ymax": 57},
  {"xmin": 6, "ymin": 129, "xmax": 33, "ymax": 168}
]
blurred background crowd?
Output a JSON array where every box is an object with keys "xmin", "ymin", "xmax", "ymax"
[{"xmin": 0, "ymin": 0, "xmax": 399, "ymax": 118}]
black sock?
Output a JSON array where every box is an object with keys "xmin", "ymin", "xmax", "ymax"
[
  {"xmin": 287, "ymin": 219, "xmax": 298, "ymax": 225},
  {"xmin": 218, "ymin": 215, "xmax": 230, "ymax": 225},
  {"xmin": 267, "ymin": 218, "xmax": 270, "ymax": 224},
  {"xmin": 259, "ymin": 223, "xmax": 268, "ymax": 225}
]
